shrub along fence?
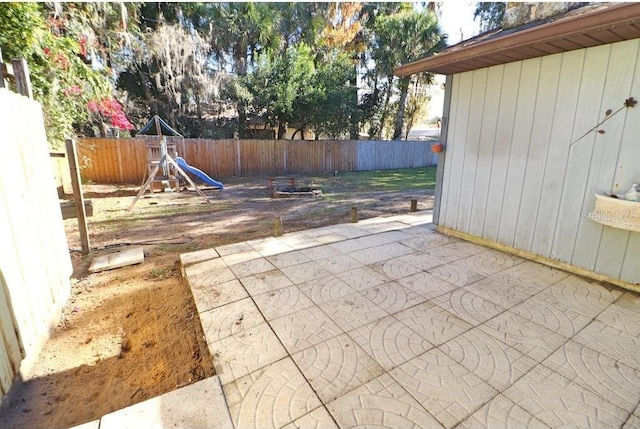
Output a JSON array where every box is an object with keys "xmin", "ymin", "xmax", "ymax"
[{"xmin": 77, "ymin": 137, "xmax": 438, "ymax": 184}]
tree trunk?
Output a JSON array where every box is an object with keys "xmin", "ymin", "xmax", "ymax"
[
  {"xmin": 349, "ymin": 62, "xmax": 359, "ymax": 140},
  {"xmin": 195, "ymin": 92, "xmax": 204, "ymax": 136},
  {"xmin": 291, "ymin": 126, "xmax": 306, "ymax": 140},
  {"xmin": 393, "ymin": 77, "xmax": 410, "ymax": 140},
  {"xmin": 237, "ymin": 104, "xmax": 247, "ymax": 138},
  {"xmin": 140, "ymin": 70, "xmax": 158, "ymax": 116},
  {"xmin": 277, "ymin": 122, "xmax": 287, "ymax": 139},
  {"xmin": 97, "ymin": 120, "xmax": 107, "ymax": 138},
  {"xmin": 378, "ymin": 74, "xmax": 394, "ymax": 140},
  {"xmin": 234, "ymin": 47, "xmax": 249, "ymax": 137}
]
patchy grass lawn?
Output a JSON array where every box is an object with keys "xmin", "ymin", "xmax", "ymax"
[
  {"xmin": 313, "ymin": 167, "xmax": 437, "ymax": 192},
  {"xmin": 82, "ymin": 167, "xmax": 437, "ymax": 245}
]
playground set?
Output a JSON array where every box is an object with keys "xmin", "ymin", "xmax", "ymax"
[{"xmin": 128, "ymin": 116, "xmax": 223, "ymax": 210}]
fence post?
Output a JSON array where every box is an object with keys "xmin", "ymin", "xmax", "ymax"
[
  {"xmin": 66, "ymin": 139, "xmax": 91, "ymax": 254},
  {"xmin": 0, "ymin": 48, "xmax": 6, "ymax": 89},
  {"xmin": 12, "ymin": 58, "xmax": 33, "ymax": 99}
]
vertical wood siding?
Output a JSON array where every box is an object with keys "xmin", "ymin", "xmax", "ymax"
[
  {"xmin": 438, "ymin": 38, "xmax": 640, "ymax": 284},
  {"xmin": 77, "ymin": 139, "xmax": 437, "ymax": 183},
  {"xmin": 0, "ymin": 89, "xmax": 73, "ymax": 398}
]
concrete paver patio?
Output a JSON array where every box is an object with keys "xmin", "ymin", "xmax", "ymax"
[{"xmin": 181, "ymin": 211, "xmax": 640, "ymax": 429}]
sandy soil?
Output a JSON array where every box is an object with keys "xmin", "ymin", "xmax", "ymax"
[{"xmin": 0, "ymin": 174, "xmax": 434, "ymax": 429}]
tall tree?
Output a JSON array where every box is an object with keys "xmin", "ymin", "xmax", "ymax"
[
  {"xmin": 317, "ymin": 2, "xmax": 367, "ymax": 138},
  {"xmin": 242, "ymin": 44, "xmax": 315, "ymax": 139},
  {"xmin": 292, "ymin": 51, "xmax": 359, "ymax": 139},
  {"xmin": 145, "ymin": 24, "xmax": 214, "ymax": 134},
  {"xmin": 358, "ymin": 2, "xmax": 408, "ymax": 139},
  {"xmin": 403, "ymin": 77, "xmax": 431, "ymax": 139},
  {"xmin": 373, "ymin": 9, "xmax": 446, "ymax": 140}
]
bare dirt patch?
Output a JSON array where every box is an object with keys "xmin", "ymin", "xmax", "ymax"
[{"xmin": 0, "ymin": 172, "xmax": 434, "ymax": 429}]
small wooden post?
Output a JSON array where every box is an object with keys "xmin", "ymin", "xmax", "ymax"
[
  {"xmin": 66, "ymin": 139, "xmax": 91, "ymax": 254},
  {"xmin": 410, "ymin": 199, "xmax": 418, "ymax": 212},
  {"xmin": 274, "ymin": 217, "xmax": 282, "ymax": 236},
  {"xmin": 350, "ymin": 207, "xmax": 358, "ymax": 223},
  {"xmin": 12, "ymin": 58, "xmax": 33, "ymax": 99}
]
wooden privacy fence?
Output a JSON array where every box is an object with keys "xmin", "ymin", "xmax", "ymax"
[
  {"xmin": 0, "ymin": 89, "xmax": 72, "ymax": 399},
  {"xmin": 77, "ymin": 138, "xmax": 438, "ymax": 184}
]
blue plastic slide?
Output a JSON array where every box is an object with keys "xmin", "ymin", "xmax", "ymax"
[{"xmin": 175, "ymin": 156, "xmax": 224, "ymax": 189}]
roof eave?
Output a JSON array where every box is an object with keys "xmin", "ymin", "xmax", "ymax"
[{"xmin": 395, "ymin": 3, "xmax": 640, "ymax": 76}]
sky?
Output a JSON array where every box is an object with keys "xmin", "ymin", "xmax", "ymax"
[
  {"xmin": 439, "ymin": 1, "xmax": 482, "ymax": 46},
  {"xmin": 420, "ymin": 2, "xmax": 482, "ymax": 123}
]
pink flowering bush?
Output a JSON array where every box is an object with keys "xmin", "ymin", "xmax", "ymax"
[{"xmin": 87, "ymin": 98, "xmax": 134, "ymax": 130}]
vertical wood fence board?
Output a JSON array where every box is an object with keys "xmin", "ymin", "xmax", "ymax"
[
  {"xmin": 106, "ymin": 139, "xmax": 117, "ymax": 182},
  {"xmin": 119, "ymin": 139, "xmax": 131, "ymax": 182},
  {"xmin": 98, "ymin": 138, "xmax": 110, "ymax": 182},
  {"xmin": 110, "ymin": 139, "xmax": 120, "ymax": 182}
]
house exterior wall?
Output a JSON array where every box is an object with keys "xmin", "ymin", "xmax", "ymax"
[{"xmin": 436, "ymin": 38, "xmax": 640, "ymax": 285}]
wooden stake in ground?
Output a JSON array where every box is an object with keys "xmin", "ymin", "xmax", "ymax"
[
  {"xmin": 66, "ymin": 138, "xmax": 90, "ymax": 254},
  {"xmin": 351, "ymin": 207, "xmax": 358, "ymax": 223},
  {"xmin": 410, "ymin": 199, "xmax": 418, "ymax": 212},
  {"xmin": 274, "ymin": 217, "xmax": 282, "ymax": 236}
]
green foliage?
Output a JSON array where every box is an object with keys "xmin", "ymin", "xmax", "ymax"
[
  {"xmin": 242, "ymin": 44, "xmax": 315, "ymax": 138},
  {"xmin": 474, "ymin": 2, "xmax": 506, "ymax": 31},
  {"xmin": 0, "ymin": 3, "xmax": 129, "ymax": 148},
  {"xmin": 302, "ymin": 53, "xmax": 360, "ymax": 139},
  {"xmin": 240, "ymin": 44, "xmax": 359, "ymax": 139},
  {"xmin": 0, "ymin": 2, "xmax": 43, "ymax": 58},
  {"xmin": 2, "ymin": 2, "xmax": 450, "ymax": 142}
]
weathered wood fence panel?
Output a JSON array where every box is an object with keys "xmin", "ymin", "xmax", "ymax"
[
  {"xmin": 356, "ymin": 140, "xmax": 437, "ymax": 170},
  {"xmin": 77, "ymin": 138, "xmax": 437, "ymax": 184},
  {"xmin": 0, "ymin": 89, "xmax": 72, "ymax": 399}
]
